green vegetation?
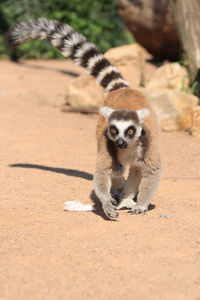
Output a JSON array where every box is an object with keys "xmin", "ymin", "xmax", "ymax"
[{"xmin": 0, "ymin": 0, "xmax": 133, "ymax": 60}]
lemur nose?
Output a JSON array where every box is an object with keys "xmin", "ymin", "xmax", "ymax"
[{"xmin": 116, "ymin": 138, "xmax": 127, "ymax": 149}]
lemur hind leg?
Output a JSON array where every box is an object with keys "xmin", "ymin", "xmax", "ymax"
[
  {"xmin": 111, "ymin": 175, "xmax": 126, "ymax": 202},
  {"xmin": 117, "ymin": 166, "xmax": 141, "ymax": 209}
]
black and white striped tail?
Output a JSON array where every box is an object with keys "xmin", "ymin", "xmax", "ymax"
[{"xmin": 6, "ymin": 18, "xmax": 129, "ymax": 95}]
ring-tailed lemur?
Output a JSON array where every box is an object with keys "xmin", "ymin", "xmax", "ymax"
[{"xmin": 6, "ymin": 18, "xmax": 161, "ymax": 220}]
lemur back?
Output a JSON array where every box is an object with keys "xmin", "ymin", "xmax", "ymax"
[{"xmin": 6, "ymin": 18, "xmax": 161, "ymax": 220}]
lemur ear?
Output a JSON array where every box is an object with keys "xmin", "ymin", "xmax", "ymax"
[
  {"xmin": 99, "ymin": 106, "xmax": 114, "ymax": 120},
  {"xmin": 136, "ymin": 108, "xmax": 150, "ymax": 123}
]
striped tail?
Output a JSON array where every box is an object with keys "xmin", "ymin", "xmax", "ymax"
[{"xmin": 6, "ymin": 18, "xmax": 129, "ymax": 95}]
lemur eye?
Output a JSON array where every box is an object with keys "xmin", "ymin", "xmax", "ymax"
[
  {"xmin": 111, "ymin": 128, "xmax": 117, "ymax": 134},
  {"xmin": 128, "ymin": 129, "xmax": 134, "ymax": 135},
  {"xmin": 125, "ymin": 126, "xmax": 135, "ymax": 137}
]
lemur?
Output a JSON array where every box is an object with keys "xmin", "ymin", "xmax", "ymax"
[{"xmin": 6, "ymin": 18, "xmax": 161, "ymax": 220}]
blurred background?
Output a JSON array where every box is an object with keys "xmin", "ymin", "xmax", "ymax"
[
  {"xmin": 0, "ymin": 0, "xmax": 134, "ymax": 60},
  {"xmin": 1, "ymin": 0, "xmax": 199, "ymax": 80},
  {"xmin": 0, "ymin": 0, "xmax": 200, "ymax": 135}
]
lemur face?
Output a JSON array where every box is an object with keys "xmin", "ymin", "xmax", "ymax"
[
  {"xmin": 108, "ymin": 120, "xmax": 136, "ymax": 148},
  {"xmin": 100, "ymin": 107, "xmax": 149, "ymax": 149}
]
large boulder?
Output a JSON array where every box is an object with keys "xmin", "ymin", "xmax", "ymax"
[
  {"xmin": 62, "ymin": 73, "xmax": 102, "ymax": 113},
  {"xmin": 105, "ymin": 43, "xmax": 153, "ymax": 88},
  {"xmin": 146, "ymin": 63, "xmax": 189, "ymax": 91},
  {"xmin": 105, "ymin": 43, "xmax": 152, "ymax": 64},
  {"xmin": 115, "ymin": 0, "xmax": 180, "ymax": 60},
  {"xmin": 139, "ymin": 88, "xmax": 199, "ymax": 131}
]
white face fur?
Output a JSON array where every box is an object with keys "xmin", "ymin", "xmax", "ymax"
[{"xmin": 100, "ymin": 106, "xmax": 149, "ymax": 149}]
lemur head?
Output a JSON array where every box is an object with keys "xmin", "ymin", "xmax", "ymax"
[{"xmin": 100, "ymin": 106, "xmax": 149, "ymax": 149}]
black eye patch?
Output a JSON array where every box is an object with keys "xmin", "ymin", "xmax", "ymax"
[
  {"xmin": 109, "ymin": 125, "xmax": 119, "ymax": 136},
  {"xmin": 125, "ymin": 126, "xmax": 136, "ymax": 137}
]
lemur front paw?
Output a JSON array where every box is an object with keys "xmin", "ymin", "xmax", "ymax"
[
  {"xmin": 128, "ymin": 205, "xmax": 148, "ymax": 215},
  {"xmin": 103, "ymin": 200, "xmax": 119, "ymax": 220}
]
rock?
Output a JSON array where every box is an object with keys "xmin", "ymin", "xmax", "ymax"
[
  {"xmin": 160, "ymin": 213, "xmax": 170, "ymax": 218},
  {"xmin": 62, "ymin": 73, "xmax": 101, "ymax": 113},
  {"xmin": 190, "ymin": 106, "xmax": 200, "ymax": 137},
  {"xmin": 139, "ymin": 88, "xmax": 199, "ymax": 131},
  {"xmin": 105, "ymin": 43, "xmax": 152, "ymax": 65},
  {"xmin": 105, "ymin": 43, "xmax": 154, "ymax": 88},
  {"xmin": 146, "ymin": 63, "xmax": 189, "ymax": 91},
  {"xmin": 115, "ymin": 0, "xmax": 180, "ymax": 60}
]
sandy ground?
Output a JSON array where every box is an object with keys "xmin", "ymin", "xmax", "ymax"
[{"xmin": 0, "ymin": 60, "xmax": 200, "ymax": 300}]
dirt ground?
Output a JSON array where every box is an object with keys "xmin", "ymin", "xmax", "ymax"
[{"xmin": 0, "ymin": 60, "xmax": 200, "ymax": 300}]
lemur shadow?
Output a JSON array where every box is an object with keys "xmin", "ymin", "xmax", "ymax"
[
  {"xmin": 15, "ymin": 61, "xmax": 80, "ymax": 77},
  {"xmin": 10, "ymin": 163, "xmax": 112, "ymax": 220},
  {"xmin": 10, "ymin": 163, "xmax": 155, "ymax": 220},
  {"xmin": 9, "ymin": 163, "xmax": 93, "ymax": 181}
]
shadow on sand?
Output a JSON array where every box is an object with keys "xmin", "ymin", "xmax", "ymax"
[
  {"xmin": 9, "ymin": 163, "xmax": 93, "ymax": 181},
  {"xmin": 9, "ymin": 163, "xmax": 155, "ymax": 220},
  {"xmin": 16, "ymin": 61, "xmax": 80, "ymax": 77}
]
